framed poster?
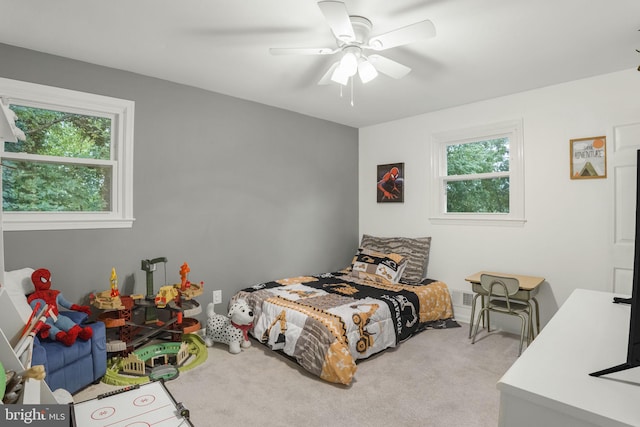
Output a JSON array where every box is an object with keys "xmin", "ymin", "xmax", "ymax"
[
  {"xmin": 570, "ymin": 136, "xmax": 607, "ymax": 179},
  {"xmin": 377, "ymin": 162, "xmax": 404, "ymax": 202}
]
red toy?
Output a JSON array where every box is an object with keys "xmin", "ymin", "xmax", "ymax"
[{"xmin": 27, "ymin": 268, "xmax": 93, "ymax": 346}]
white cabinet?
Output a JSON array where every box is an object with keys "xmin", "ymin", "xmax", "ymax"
[
  {"xmin": 0, "ymin": 288, "xmax": 56, "ymax": 404},
  {"xmin": 498, "ymin": 289, "xmax": 640, "ymax": 427}
]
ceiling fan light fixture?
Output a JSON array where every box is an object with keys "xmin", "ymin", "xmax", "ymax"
[
  {"xmin": 358, "ymin": 58, "xmax": 378, "ymax": 84},
  {"xmin": 339, "ymin": 50, "xmax": 358, "ymax": 77},
  {"xmin": 330, "ymin": 66, "xmax": 350, "ymax": 86}
]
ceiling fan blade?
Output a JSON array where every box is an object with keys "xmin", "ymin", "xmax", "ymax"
[
  {"xmin": 317, "ymin": 1, "xmax": 355, "ymax": 42},
  {"xmin": 368, "ymin": 55, "xmax": 412, "ymax": 79},
  {"xmin": 318, "ymin": 62, "xmax": 340, "ymax": 85},
  {"xmin": 270, "ymin": 47, "xmax": 337, "ymax": 55},
  {"xmin": 368, "ymin": 20, "xmax": 436, "ymax": 51}
]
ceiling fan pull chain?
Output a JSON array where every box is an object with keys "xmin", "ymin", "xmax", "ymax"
[{"xmin": 350, "ymin": 77, "xmax": 354, "ymax": 107}]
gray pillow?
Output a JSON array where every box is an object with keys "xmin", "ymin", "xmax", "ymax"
[{"xmin": 359, "ymin": 234, "xmax": 432, "ymax": 284}]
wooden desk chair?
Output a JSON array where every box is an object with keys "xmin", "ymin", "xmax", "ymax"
[{"xmin": 471, "ymin": 274, "xmax": 532, "ymax": 356}]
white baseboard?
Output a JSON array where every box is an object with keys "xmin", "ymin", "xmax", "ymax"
[{"xmin": 452, "ymin": 304, "xmax": 472, "ymax": 325}]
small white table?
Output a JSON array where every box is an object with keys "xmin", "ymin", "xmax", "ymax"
[{"xmin": 498, "ymin": 288, "xmax": 640, "ymax": 427}]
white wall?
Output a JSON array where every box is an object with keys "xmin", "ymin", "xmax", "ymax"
[{"xmin": 359, "ymin": 69, "xmax": 640, "ymax": 329}]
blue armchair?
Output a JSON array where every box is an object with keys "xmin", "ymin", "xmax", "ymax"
[
  {"xmin": 3, "ymin": 268, "xmax": 107, "ymax": 395},
  {"xmin": 31, "ymin": 310, "xmax": 107, "ymax": 394}
]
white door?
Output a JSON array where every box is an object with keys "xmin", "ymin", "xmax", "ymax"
[{"xmin": 612, "ymin": 123, "xmax": 640, "ymax": 295}]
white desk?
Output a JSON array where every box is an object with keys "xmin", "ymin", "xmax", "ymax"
[{"xmin": 498, "ymin": 289, "xmax": 640, "ymax": 427}]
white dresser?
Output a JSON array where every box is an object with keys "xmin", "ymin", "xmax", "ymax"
[{"xmin": 498, "ymin": 288, "xmax": 640, "ymax": 427}]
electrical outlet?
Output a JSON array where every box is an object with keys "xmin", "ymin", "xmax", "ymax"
[{"xmin": 213, "ymin": 290, "xmax": 222, "ymax": 304}]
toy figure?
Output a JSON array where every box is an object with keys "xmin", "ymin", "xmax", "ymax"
[
  {"xmin": 205, "ymin": 299, "xmax": 254, "ymax": 354},
  {"xmin": 110, "ymin": 267, "xmax": 120, "ymax": 297},
  {"xmin": 27, "ymin": 268, "xmax": 93, "ymax": 346},
  {"xmin": 179, "ymin": 262, "xmax": 191, "ymax": 290}
]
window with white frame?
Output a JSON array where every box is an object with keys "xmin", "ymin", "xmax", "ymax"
[
  {"xmin": 430, "ymin": 119, "xmax": 525, "ymax": 226},
  {"xmin": 0, "ymin": 77, "xmax": 135, "ymax": 231}
]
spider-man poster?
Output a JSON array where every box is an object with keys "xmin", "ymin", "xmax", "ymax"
[{"xmin": 377, "ymin": 162, "xmax": 404, "ymax": 203}]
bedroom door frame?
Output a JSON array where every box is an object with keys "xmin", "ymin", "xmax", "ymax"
[{"xmin": 612, "ymin": 122, "xmax": 640, "ymax": 295}]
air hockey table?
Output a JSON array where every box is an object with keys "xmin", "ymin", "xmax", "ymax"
[{"xmin": 71, "ymin": 380, "xmax": 193, "ymax": 427}]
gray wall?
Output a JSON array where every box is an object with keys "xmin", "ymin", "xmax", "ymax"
[{"xmin": 0, "ymin": 44, "xmax": 359, "ymax": 324}]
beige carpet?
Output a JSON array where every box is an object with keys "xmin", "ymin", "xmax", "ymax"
[{"xmin": 74, "ymin": 323, "xmax": 520, "ymax": 426}]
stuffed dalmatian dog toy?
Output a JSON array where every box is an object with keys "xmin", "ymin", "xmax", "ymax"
[{"xmin": 205, "ymin": 299, "xmax": 254, "ymax": 354}]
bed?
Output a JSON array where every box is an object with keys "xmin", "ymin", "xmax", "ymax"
[{"xmin": 231, "ymin": 235, "xmax": 454, "ymax": 385}]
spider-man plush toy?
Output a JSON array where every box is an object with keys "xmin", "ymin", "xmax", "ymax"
[{"xmin": 27, "ymin": 268, "xmax": 93, "ymax": 346}]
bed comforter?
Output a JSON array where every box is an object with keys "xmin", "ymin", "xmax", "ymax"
[{"xmin": 232, "ymin": 271, "xmax": 453, "ymax": 385}]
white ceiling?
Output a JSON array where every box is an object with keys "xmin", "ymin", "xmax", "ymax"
[{"xmin": 1, "ymin": 0, "xmax": 639, "ymax": 128}]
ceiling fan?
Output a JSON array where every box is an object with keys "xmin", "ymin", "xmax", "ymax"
[{"xmin": 269, "ymin": 1, "xmax": 436, "ymax": 86}]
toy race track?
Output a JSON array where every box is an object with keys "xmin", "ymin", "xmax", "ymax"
[{"xmin": 102, "ymin": 333, "xmax": 207, "ymax": 386}]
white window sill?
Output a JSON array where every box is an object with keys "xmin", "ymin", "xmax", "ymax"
[
  {"xmin": 429, "ymin": 216, "xmax": 527, "ymax": 227},
  {"xmin": 3, "ymin": 216, "xmax": 135, "ymax": 231}
]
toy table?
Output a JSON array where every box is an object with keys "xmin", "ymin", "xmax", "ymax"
[{"xmin": 71, "ymin": 380, "xmax": 193, "ymax": 426}]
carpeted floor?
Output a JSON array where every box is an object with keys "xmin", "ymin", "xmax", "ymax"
[{"xmin": 74, "ymin": 322, "xmax": 520, "ymax": 426}]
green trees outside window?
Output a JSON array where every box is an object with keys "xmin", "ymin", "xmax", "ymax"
[
  {"xmin": 3, "ymin": 105, "xmax": 113, "ymax": 212},
  {"xmin": 445, "ymin": 138, "xmax": 510, "ymax": 213}
]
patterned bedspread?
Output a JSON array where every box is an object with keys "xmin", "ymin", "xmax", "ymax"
[{"xmin": 232, "ymin": 271, "xmax": 453, "ymax": 385}]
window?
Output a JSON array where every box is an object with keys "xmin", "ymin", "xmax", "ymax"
[
  {"xmin": 0, "ymin": 77, "xmax": 134, "ymax": 231},
  {"xmin": 430, "ymin": 119, "xmax": 525, "ymax": 226}
]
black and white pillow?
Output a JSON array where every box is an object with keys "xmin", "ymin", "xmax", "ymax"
[
  {"xmin": 359, "ymin": 234, "xmax": 432, "ymax": 284},
  {"xmin": 350, "ymin": 247, "xmax": 407, "ymax": 284}
]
